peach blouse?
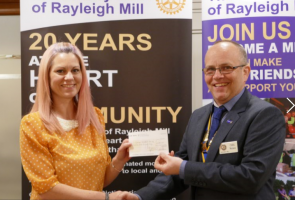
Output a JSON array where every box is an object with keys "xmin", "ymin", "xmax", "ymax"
[{"xmin": 20, "ymin": 107, "xmax": 111, "ymax": 200}]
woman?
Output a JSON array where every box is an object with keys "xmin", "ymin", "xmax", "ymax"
[{"xmin": 20, "ymin": 42, "xmax": 131, "ymax": 199}]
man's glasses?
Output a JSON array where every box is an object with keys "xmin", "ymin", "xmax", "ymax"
[{"xmin": 202, "ymin": 65, "xmax": 246, "ymax": 76}]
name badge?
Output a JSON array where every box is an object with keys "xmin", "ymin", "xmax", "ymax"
[{"xmin": 219, "ymin": 141, "xmax": 238, "ymax": 154}]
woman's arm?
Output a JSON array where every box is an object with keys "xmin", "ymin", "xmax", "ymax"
[
  {"xmin": 41, "ymin": 140, "xmax": 133, "ymax": 199},
  {"xmin": 40, "ymin": 183, "xmax": 130, "ymax": 200},
  {"xmin": 40, "ymin": 183, "xmax": 104, "ymax": 200},
  {"xmin": 104, "ymin": 139, "xmax": 132, "ymax": 187}
]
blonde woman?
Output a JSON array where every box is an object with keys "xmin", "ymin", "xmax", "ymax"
[{"xmin": 20, "ymin": 42, "xmax": 131, "ymax": 200}]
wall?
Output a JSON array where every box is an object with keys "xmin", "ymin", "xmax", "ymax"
[
  {"xmin": 0, "ymin": 1, "xmax": 202, "ymax": 198},
  {"xmin": 0, "ymin": 15, "xmax": 22, "ymax": 199},
  {"xmin": 192, "ymin": 1, "xmax": 202, "ymax": 109}
]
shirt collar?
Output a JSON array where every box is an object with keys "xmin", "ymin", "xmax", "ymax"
[{"xmin": 213, "ymin": 87, "xmax": 245, "ymax": 111}]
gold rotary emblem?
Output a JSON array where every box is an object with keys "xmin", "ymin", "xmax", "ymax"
[
  {"xmin": 220, "ymin": 144, "xmax": 226, "ymax": 151},
  {"xmin": 156, "ymin": 0, "xmax": 186, "ymax": 15}
]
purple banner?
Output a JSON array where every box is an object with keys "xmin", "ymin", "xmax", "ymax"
[{"xmin": 203, "ymin": 17, "xmax": 295, "ymax": 99}]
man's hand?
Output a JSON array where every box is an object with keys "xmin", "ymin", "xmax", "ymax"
[
  {"xmin": 154, "ymin": 152, "xmax": 183, "ymax": 175},
  {"xmin": 109, "ymin": 191, "xmax": 139, "ymax": 200}
]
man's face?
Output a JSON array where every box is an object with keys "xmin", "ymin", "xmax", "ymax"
[{"xmin": 204, "ymin": 42, "xmax": 250, "ymax": 106}]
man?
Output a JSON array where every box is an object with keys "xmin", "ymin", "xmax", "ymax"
[
  {"xmin": 285, "ymin": 150, "xmax": 295, "ymax": 170},
  {"xmin": 278, "ymin": 185, "xmax": 288, "ymax": 200},
  {"xmin": 125, "ymin": 40, "xmax": 285, "ymax": 200},
  {"xmin": 289, "ymin": 185, "xmax": 295, "ymax": 200}
]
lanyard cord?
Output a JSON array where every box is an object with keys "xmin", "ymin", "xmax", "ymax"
[
  {"xmin": 201, "ymin": 114, "xmax": 213, "ymax": 163},
  {"xmin": 204, "ymin": 114, "xmax": 212, "ymax": 144}
]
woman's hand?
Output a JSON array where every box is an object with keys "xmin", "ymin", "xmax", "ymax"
[
  {"xmin": 104, "ymin": 139, "xmax": 132, "ymax": 187},
  {"xmin": 114, "ymin": 139, "xmax": 132, "ymax": 165}
]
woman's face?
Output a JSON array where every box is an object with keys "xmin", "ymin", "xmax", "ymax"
[{"xmin": 49, "ymin": 53, "xmax": 82, "ymax": 102}]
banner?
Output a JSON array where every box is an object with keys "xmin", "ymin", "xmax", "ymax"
[
  {"xmin": 202, "ymin": 0, "xmax": 295, "ymax": 198},
  {"xmin": 21, "ymin": 0, "xmax": 192, "ymax": 199}
]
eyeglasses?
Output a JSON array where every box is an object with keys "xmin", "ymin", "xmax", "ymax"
[{"xmin": 202, "ymin": 65, "xmax": 246, "ymax": 76}]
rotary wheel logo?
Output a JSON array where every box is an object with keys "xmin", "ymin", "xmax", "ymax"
[
  {"xmin": 220, "ymin": 144, "xmax": 227, "ymax": 151},
  {"xmin": 156, "ymin": 0, "xmax": 186, "ymax": 15}
]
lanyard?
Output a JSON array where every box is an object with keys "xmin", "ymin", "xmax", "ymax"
[{"xmin": 201, "ymin": 114, "xmax": 215, "ymax": 163}]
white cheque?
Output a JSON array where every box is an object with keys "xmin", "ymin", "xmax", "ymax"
[{"xmin": 128, "ymin": 129, "xmax": 169, "ymax": 157}]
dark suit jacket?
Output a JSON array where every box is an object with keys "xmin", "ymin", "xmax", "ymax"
[{"xmin": 136, "ymin": 89, "xmax": 285, "ymax": 200}]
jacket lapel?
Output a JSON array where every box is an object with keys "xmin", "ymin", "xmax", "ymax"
[
  {"xmin": 192, "ymin": 104, "xmax": 212, "ymax": 161},
  {"xmin": 206, "ymin": 89, "xmax": 251, "ymax": 162}
]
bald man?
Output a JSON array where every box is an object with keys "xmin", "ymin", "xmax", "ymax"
[{"xmin": 124, "ymin": 40, "xmax": 285, "ymax": 200}]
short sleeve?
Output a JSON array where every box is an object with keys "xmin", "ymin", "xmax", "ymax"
[
  {"xmin": 94, "ymin": 107, "xmax": 111, "ymax": 165},
  {"xmin": 20, "ymin": 113, "xmax": 59, "ymax": 194},
  {"xmin": 94, "ymin": 107, "xmax": 105, "ymax": 130}
]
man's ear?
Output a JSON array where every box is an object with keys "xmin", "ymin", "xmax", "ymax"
[{"xmin": 243, "ymin": 65, "xmax": 251, "ymax": 81}]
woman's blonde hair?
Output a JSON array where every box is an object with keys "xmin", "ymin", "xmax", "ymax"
[{"xmin": 31, "ymin": 42, "xmax": 103, "ymax": 134}]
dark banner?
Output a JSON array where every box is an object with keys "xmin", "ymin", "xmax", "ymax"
[{"xmin": 21, "ymin": 2, "xmax": 192, "ymax": 199}]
